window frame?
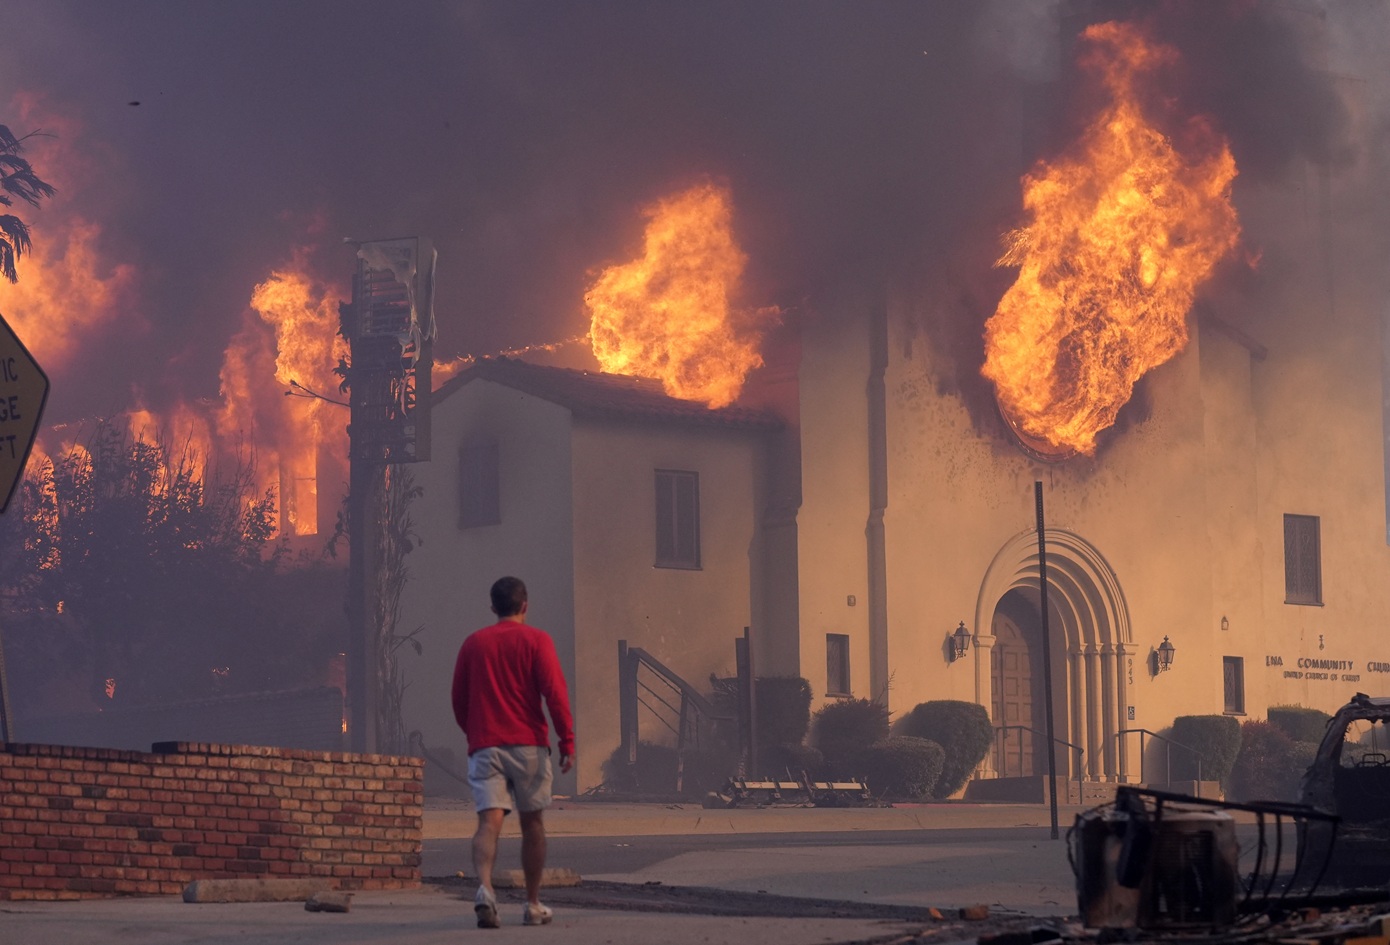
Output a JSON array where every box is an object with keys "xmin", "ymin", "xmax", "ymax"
[
  {"xmin": 1283, "ymin": 513, "xmax": 1323, "ymax": 606},
  {"xmin": 654, "ymin": 469, "xmax": 701, "ymax": 570},
  {"xmin": 458, "ymin": 438, "xmax": 501, "ymax": 529},
  {"xmin": 826, "ymin": 633, "xmax": 851, "ymax": 697},
  {"xmin": 1223, "ymin": 656, "xmax": 1246, "ymax": 715}
]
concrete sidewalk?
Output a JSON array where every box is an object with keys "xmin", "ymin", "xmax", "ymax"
[{"xmin": 1, "ymin": 798, "xmax": 1092, "ymax": 945}]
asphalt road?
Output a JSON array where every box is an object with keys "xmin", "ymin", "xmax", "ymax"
[{"xmin": 423, "ymin": 825, "xmax": 1068, "ymax": 877}]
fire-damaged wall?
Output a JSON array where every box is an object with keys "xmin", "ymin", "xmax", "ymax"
[
  {"xmin": 789, "ymin": 111, "xmax": 1390, "ymax": 785},
  {"xmin": 0, "ymin": 741, "xmax": 422, "ymax": 900}
]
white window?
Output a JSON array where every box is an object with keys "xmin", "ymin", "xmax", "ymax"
[{"xmin": 655, "ymin": 469, "xmax": 699, "ymax": 569}]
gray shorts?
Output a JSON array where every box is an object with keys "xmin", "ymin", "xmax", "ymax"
[{"xmin": 467, "ymin": 745, "xmax": 553, "ymax": 813}]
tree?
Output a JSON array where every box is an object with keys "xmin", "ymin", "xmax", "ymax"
[
  {"xmin": 0, "ymin": 423, "xmax": 341, "ymax": 710},
  {"xmin": 0, "ymin": 124, "xmax": 56, "ymax": 284}
]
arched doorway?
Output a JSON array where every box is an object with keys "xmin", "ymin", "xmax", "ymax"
[{"xmin": 974, "ymin": 528, "xmax": 1135, "ymax": 783}]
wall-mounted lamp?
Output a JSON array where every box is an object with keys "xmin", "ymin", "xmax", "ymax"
[
  {"xmin": 950, "ymin": 621, "xmax": 971, "ymax": 662},
  {"xmin": 1221, "ymin": 615, "xmax": 1229, "ymax": 632},
  {"xmin": 1155, "ymin": 635, "xmax": 1176, "ymax": 673}
]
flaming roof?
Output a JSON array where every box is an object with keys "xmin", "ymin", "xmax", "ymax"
[{"xmin": 435, "ymin": 357, "xmax": 780, "ymax": 432}]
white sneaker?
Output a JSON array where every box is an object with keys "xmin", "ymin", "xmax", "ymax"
[
  {"xmin": 523, "ymin": 902, "xmax": 553, "ymax": 926},
  {"xmin": 475, "ymin": 886, "xmax": 499, "ymax": 929}
]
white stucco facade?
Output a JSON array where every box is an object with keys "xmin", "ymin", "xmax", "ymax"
[{"xmin": 398, "ymin": 363, "xmax": 775, "ymax": 793}]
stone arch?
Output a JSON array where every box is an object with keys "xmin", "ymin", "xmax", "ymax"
[{"xmin": 973, "ymin": 528, "xmax": 1136, "ymax": 782}]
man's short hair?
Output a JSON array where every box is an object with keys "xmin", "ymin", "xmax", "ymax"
[{"xmin": 491, "ymin": 576, "xmax": 528, "ymax": 617}]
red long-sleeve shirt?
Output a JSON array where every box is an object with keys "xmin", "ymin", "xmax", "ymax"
[{"xmin": 451, "ymin": 620, "xmax": 575, "ymax": 757}]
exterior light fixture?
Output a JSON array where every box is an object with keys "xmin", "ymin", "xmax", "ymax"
[
  {"xmin": 1221, "ymin": 615, "xmax": 1229, "ymax": 632},
  {"xmin": 1156, "ymin": 636, "xmax": 1176, "ymax": 673},
  {"xmin": 950, "ymin": 621, "xmax": 971, "ymax": 662}
]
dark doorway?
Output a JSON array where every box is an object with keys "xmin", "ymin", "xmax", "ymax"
[{"xmin": 991, "ymin": 590, "xmax": 1046, "ymax": 777}]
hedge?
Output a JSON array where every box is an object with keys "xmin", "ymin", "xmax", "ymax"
[
  {"xmin": 848, "ymin": 736, "xmax": 945, "ymax": 799},
  {"xmin": 1267, "ymin": 705, "xmax": 1331, "ymax": 745},
  {"xmin": 812, "ymin": 697, "xmax": 889, "ymax": 768},
  {"xmin": 1229, "ymin": 720, "xmax": 1317, "ymax": 803},
  {"xmin": 1170, "ymin": 715, "xmax": 1242, "ymax": 784},
  {"xmin": 894, "ymin": 700, "xmax": 993, "ymax": 798}
]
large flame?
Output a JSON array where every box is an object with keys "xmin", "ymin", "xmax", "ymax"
[
  {"xmin": 585, "ymin": 182, "xmax": 774, "ymax": 409},
  {"xmin": 215, "ymin": 261, "xmax": 348, "ymax": 536},
  {"xmin": 982, "ymin": 21, "xmax": 1241, "ymax": 456},
  {"xmin": 0, "ymin": 95, "xmax": 137, "ymax": 371}
]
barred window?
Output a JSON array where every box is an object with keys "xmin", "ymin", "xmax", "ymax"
[
  {"xmin": 1283, "ymin": 514, "xmax": 1322, "ymax": 605},
  {"xmin": 459, "ymin": 439, "xmax": 500, "ymax": 528},
  {"xmin": 655, "ymin": 469, "xmax": 700, "ymax": 569},
  {"xmin": 826, "ymin": 634, "xmax": 851, "ymax": 696}
]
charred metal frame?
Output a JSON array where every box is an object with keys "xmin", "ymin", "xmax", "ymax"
[{"xmin": 1071, "ymin": 785, "xmax": 1339, "ymax": 929}]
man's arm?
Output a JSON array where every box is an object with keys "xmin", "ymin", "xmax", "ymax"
[
  {"xmin": 449, "ymin": 647, "xmax": 469, "ymax": 734},
  {"xmin": 534, "ymin": 635, "xmax": 576, "ymax": 758}
]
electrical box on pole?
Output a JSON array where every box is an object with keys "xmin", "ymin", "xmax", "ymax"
[{"xmin": 341, "ymin": 237, "xmax": 436, "ymax": 465}]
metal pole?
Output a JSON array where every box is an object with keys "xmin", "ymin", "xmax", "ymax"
[
  {"xmin": 744, "ymin": 626, "xmax": 757, "ymax": 777},
  {"xmin": 1035, "ymin": 481, "xmax": 1060, "ymax": 840},
  {"xmin": 735, "ymin": 634, "xmax": 753, "ymax": 777}
]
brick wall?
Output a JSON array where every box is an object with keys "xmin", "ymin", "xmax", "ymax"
[{"xmin": 0, "ymin": 740, "xmax": 423, "ymax": 901}]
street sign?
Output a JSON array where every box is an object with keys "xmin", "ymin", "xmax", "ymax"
[{"xmin": 0, "ymin": 313, "xmax": 48, "ymax": 514}]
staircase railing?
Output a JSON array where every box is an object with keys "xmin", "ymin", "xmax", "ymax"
[
  {"xmin": 1117, "ymin": 727, "xmax": 1204, "ymax": 794},
  {"xmin": 993, "ymin": 724, "xmax": 1085, "ymax": 784},
  {"xmin": 617, "ymin": 640, "xmax": 734, "ymax": 794}
]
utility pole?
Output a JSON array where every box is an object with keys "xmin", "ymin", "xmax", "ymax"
[{"xmin": 339, "ymin": 238, "xmax": 435, "ymax": 754}]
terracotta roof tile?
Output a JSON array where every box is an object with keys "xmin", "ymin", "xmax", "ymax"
[{"xmin": 433, "ymin": 357, "xmax": 781, "ymax": 431}]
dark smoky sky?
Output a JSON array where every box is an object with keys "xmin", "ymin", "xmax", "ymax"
[{"xmin": 1, "ymin": 0, "xmax": 1385, "ymax": 424}]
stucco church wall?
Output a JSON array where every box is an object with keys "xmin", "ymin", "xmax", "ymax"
[
  {"xmin": 877, "ymin": 299, "xmax": 1219, "ymax": 741},
  {"xmin": 1243, "ymin": 165, "xmax": 1390, "ymax": 717},
  {"xmin": 796, "ymin": 305, "xmax": 874, "ymax": 705},
  {"xmin": 397, "ymin": 379, "xmax": 578, "ymax": 795},
  {"xmin": 570, "ymin": 421, "xmax": 764, "ymax": 792}
]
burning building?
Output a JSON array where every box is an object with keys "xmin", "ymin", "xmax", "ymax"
[{"xmin": 388, "ymin": 5, "xmax": 1390, "ymax": 798}]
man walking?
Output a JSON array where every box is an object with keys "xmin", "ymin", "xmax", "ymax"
[{"xmin": 451, "ymin": 576, "xmax": 575, "ymax": 928}]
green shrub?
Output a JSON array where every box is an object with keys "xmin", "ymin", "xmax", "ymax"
[
  {"xmin": 846, "ymin": 736, "xmax": 944, "ymax": 799},
  {"xmin": 600, "ymin": 741, "xmax": 737, "ymax": 797},
  {"xmin": 812, "ymin": 697, "xmax": 889, "ymax": 767},
  {"xmin": 894, "ymin": 700, "xmax": 993, "ymax": 798},
  {"xmin": 1267, "ymin": 705, "xmax": 1331, "ymax": 745},
  {"xmin": 756, "ymin": 676, "xmax": 814, "ymax": 749},
  {"xmin": 1170, "ymin": 715, "xmax": 1242, "ymax": 784},
  {"xmin": 708, "ymin": 674, "xmax": 814, "ymax": 764},
  {"xmin": 1229, "ymin": 720, "xmax": 1318, "ymax": 802}
]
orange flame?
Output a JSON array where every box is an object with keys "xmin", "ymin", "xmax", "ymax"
[
  {"xmin": 0, "ymin": 95, "xmax": 137, "ymax": 371},
  {"xmin": 586, "ymin": 182, "xmax": 774, "ymax": 409},
  {"xmin": 216, "ymin": 260, "xmax": 347, "ymax": 536},
  {"xmin": 2, "ymin": 95, "xmax": 348, "ymax": 542},
  {"xmin": 982, "ymin": 21, "xmax": 1241, "ymax": 456}
]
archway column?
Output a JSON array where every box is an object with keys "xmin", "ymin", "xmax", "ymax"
[
  {"xmin": 1068, "ymin": 647, "xmax": 1086, "ymax": 780},
  {"xmin": 973, "ymin": 632, "xmax": 997, "ymax": 778},
  {"xmin": 1100, "ymin": 643, "xmax": 1117, "ymax": 780},
  {"xmin": 1115, "ymin": 642, "xmax": 1134, "ymax": 782},
  {"xmin": 1083, "ymin": 643, "xmax": 1100, "ymax": 779}
]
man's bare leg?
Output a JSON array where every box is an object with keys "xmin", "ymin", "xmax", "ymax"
[
  {"xmin": 472, "ymin": 808, "xmax": 506, "ymax": 894},
  {"xmin": 518, "ymin": 809, "xmax": 547, "ymax": 905}
]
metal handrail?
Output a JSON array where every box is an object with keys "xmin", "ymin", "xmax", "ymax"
[
  {"xmin": 1117, "ymin": 727, "xmax": 1204, "ymax": 791},
  {"xmin": 627, "ymin": 646, "xmax": 731, "ymax": 721},
  {"xmin": 994, "ymin": 724, "xmax": 1085, "ymax": 781}
]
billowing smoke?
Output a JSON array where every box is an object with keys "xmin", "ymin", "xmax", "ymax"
[{"xmin": 0, "ymin": 0, "xmax": 1385, "ymax": 440}]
